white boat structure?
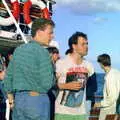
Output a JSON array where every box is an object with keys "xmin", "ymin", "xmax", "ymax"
[{"xmin": 0, "ymin": 0, "xmax": 56, "ymax": 55}]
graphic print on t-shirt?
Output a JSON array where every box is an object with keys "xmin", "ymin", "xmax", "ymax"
[{"xmin": 60, "ymin": 66, "xmax": 88, "ymax": 108}]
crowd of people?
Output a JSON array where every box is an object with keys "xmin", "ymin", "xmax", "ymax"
[{"xmin": 0, "ymin": 18, "xmax": 120, "ymax": 120}]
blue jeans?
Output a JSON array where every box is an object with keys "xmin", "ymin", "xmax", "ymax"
[{"xmin": 12, "ymin": 92, "xmax": 50, "ymax": 120}]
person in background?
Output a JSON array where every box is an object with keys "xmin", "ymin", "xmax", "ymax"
[
  {"xmin": 4, "ymin": 18, "xmax": 56, "ymax": 120},
  {"xmin": 55, "ymin": 32, "xmax": 95, "ymax": 120},
  {"xmin": 95, "ymin": 54, "xmax": 120, "ymax": 120},
  {"xmin": 0, "ymin": 58, "xmax": 6, "ymax": 120},
  {"xmin": 47, "ymin": 46, "xmax": 60, "ymax": 120},
  {"xmin": 47, "ymin": 46, "xmax": 60, "ymax": 64}
]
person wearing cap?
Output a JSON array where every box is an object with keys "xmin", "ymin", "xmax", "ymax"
[
  {"xmin": 4, "ymin": 18, "xmax": 56, "ymax": 120},
  {"xmin": 55, "ymin": 32, "xmax": 96, "ymax": 120}
]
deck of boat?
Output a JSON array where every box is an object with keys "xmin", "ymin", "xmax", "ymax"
[{"xmin": 0, "ymin": 37, "xmax": 24, "ymax": 55}]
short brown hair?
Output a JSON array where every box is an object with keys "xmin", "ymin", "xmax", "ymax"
[
  {"xmin": 97, "ymin": 54, "xmax": 111, "ymax": 66},
  {"xmin": 31, "ymin": 18, "xmax": 55, "ymax": 37}
]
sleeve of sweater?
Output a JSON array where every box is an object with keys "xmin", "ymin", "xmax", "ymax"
[{"xmin": 4, "ymin": 54, "xmax": 14, "ymax": 93}]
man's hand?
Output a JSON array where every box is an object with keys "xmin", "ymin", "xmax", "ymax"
[
  {"xmin": 94, "ymin": 102, "xmax": 101, "ymax": 108},
  {"xmin": 58, "ymin": 81, "xmax": 82, "ymax": 90},
  {"xmin": 7, "ymin": 93, "xmax": 14, "ymax": 109}
]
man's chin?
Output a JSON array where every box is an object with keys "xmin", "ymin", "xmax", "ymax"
[{"xmin": 82, "ymin": 52, "xmax": 88, "ymax": 56}]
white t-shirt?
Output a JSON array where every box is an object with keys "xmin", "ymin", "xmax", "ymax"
[{"xmin": 55, "ymin": 55, "xmax": 94, "ymax": 115}]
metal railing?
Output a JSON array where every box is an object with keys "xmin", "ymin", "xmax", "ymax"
[{"xmin": 2, "ymin": 0, "xmax": 28, "ymax": 43}]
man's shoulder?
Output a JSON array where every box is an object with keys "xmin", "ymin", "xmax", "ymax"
[
  {"xmin": 15, "ymin": 41, "xmax": 41, "ymax": 52},
  {"xmin": 13, "ymin": 42, "xmax": 39, "ymax": 59},
  {"xmin": 106, "ymin": 68, "xmax": 120, "ymax": 81},
  {"xmin": 15, "ymin": 42, "xmax": 31, "ymax": 50},
  {"xmin": 56, "ymin": 55, "xmax": 71, "ymax": 65},
  {"xmin": 56, "ymin": 58, "xmax": 65, "ymax": 66},
  {"xmin": 110, "ymin": 68, "xmax": 120, "ymax": 76},
  {"xmin": 83, "ymin": 59, "xmax": 93, "ymax": 65},
  {"xmin": 83, "ymin": 59, "xmax": 95, "ymax": 76},
  {"xmin": 83, "ymin": 59, "xmax": 94, "ymax": 69}
]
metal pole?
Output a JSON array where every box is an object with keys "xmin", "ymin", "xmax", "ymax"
[{"xmin": 47, "ymin": 0, "xmax": 50, "ymax": 10}]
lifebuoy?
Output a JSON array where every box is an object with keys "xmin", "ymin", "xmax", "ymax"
[
  {"xmin": 0, "ymin": 0, "xmax": 19, "ymax": 26},
  {"xmin": 23, "ymin": 0, "xmax": 50, "ymax": 28}
]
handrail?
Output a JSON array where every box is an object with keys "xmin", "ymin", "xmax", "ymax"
[
  {"xmin": 48, "ymin": 0, "xmax": 56, "ymax": 4},
  {"xmin": 2, "ymin": 0, "xmax": 28, "ymax": 43}
]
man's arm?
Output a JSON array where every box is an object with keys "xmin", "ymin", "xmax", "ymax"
[
  {"xmin": 4, "ymin": 58, "xmax": 14, "ymax": 93},
  {"xmin": 4, "ymin": 55, "xmax": 15, "ymax": 109},
  {"xmin": 58, "ymin": 81, "xmax": 82, "ymax": 91}
]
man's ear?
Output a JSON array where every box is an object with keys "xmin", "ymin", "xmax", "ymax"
[
  {"xmin": 37, "ymin": 29, "xmax": 41, "ymax": 35},
  {"xmin": 52, "ymin": 53, "xmax": 56, "ymax": 59},
  {"xmin": 100, "ymin": 63, "xmax": 104, "ymax": 69},
  {"xmin": 72, "ymin": 44, "xmax": 76, "ymax": 50}
]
